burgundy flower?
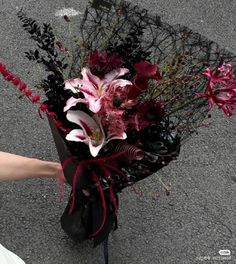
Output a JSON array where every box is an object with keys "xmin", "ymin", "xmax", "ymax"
[
  {"xmin": 134, "ymin": 61, "xmax": 162, "ymax": 80},
  {"xmin": 87, "ymin": 50, "xmax": 123, "ymax": 76},
  {"xmin": 130, "ymin": 100, "xmax": 165, "ymax": 131},
  {"xmin": 128, "ymin": 61, "xmax": 162, "ymax": 99}
]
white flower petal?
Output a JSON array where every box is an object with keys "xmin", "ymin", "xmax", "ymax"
[
  {"xmin": 88, "ymin": 139, "xmax": 104, "ymax": 157},
  {"xmin": 65, "ymin": 129, "xmax": 87, "ymax": 142},
  {"xmin": 106, "ymin": 132, "xmax": 127, "ymax": 143},
  {"xmin": 66, "ymin": 110, "xmax": 100, "ymax": 137}
]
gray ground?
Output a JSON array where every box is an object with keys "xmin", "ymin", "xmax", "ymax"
[{"xmin": 0, "ymin": 0, "xmax": 236, "ymax": 263}]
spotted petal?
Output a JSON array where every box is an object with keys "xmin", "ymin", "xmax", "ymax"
[{"xmin": 64, "ymin": 78, "xmax": 82, "ymax": 93}]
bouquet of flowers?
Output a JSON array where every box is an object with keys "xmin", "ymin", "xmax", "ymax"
[{"xmin": 1, "ymin": 0, "xmax": 236, "ymax": 260}]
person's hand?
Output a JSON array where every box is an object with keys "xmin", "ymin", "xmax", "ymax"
[{"xmin": 0, "ymin": 152, "xmax": 66, "ymax": 181}]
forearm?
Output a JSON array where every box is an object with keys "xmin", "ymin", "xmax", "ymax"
[{"xmin": 0, "ymin": 152, "xmax": 62, "ymax": 181}]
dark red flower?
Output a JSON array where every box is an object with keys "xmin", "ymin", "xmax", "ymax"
[
  {"xmin": 87, "ymin": 50, "xmax": 123, "ymax": 76},
  {"xmin": 130, "ymin": 100, "xmax": 165, "ymax": 131},
  {"xmin": 128, "ymin": 61, "xmax": 162, "ymax": 99},
  {"xmin": 134, "ymin": 61, "xmax": 162, "ymax": 80}
]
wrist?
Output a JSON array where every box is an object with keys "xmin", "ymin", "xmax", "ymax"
[{"xmin": 33, "ymin": 159, "xmax": 62, "ymax": 179}]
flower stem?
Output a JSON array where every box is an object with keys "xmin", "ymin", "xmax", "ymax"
[{"xmin": 164, "ymin": 96, "xmax": 204, "ymax": 117}]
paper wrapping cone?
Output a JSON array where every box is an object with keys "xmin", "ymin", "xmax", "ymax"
[
  {"xmin": 47, "ymin": 115, "xmax": 116, "ymax": 245},
  {"xmin": 47, "ymin": 115, "xmax": 77, "ymax": 186}
]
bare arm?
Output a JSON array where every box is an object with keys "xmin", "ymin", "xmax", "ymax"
[{"xmin": 0, "ymin": 151, "xmax": 63, "ymax": 181}]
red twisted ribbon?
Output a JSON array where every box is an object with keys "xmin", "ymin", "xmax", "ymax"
[{"xmin": 61, "ymin": 150, "xmax": 128, "ymax": 236}]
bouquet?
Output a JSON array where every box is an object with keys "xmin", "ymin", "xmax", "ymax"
[{"xmin": 1, "ymin": 0, "xmax": 236, "ymax": 261}]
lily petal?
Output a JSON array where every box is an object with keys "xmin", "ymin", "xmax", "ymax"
[
  {"xmin": 88, "ymin": 138, "xmax": 105, "ymax": 157},
  {"xmin": 64, "ymin": 78, "xmax": 82, "ymax": 92},
  {"xmin": 86, "ymin": 97, "xmax": 102, "ymax": 113},
  {"xmin": 109, "ymin": 79, "xmax": 132, "ymax": 90},
  {"xmin": 66, "ymin": 110, "xmax": 99, "ymax": 137},
  {"xmin": 65, "ymin": 129, "xmax": 87, "ymax": 142},
  {"xmin": 104, "ymin": 68, "xmax": 129, "ymax": 83},
  {"xmin": 81, "ymin": 68, "xmax": 102, "ymax": 89},
  {"xmin": 64, "ymin": 97, "xmax": 87, "ymax": 112},
  {"xmin": 106, "ymin": 132, "xmax": 127, "ymax": 143}
]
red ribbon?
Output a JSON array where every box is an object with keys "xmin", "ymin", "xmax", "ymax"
[{"xmin": 62, "ymin": 150, "xmax": 128, "ymax": 236}]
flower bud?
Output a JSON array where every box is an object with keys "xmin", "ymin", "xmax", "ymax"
[
  {"xmin": 24, "ymin": 89, "xmax": 32, "ymax": 96},
  {"xmin": 19, "ymin": 82, "xmax": 27, "ymax": 91}
]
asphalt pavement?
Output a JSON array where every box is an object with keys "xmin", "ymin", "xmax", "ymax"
[{"xmin": 0, "ymin": 0, "xmax": 236, "ymax": 263}]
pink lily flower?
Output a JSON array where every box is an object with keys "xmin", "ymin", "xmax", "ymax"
[
  {"xmin": 65, "ymin": 110, "xmax": 126, "ymax": 157},
  {"xmin": 64, "ymin": 67, "xmax": 132, "ymax": 113}
]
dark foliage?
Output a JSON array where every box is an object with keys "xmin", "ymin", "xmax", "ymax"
[{"xmin": 17, "ymin": 10, "xmax": 69, "ymax": 110}]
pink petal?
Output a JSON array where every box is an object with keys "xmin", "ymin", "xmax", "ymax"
[
  {"xmin": 203, "ymin": 67, "xmax": 212, "ymax": 79},
  {"xmin": 81, "ymin": 68, "xmax": 102, "ymax": 89},
  {"xmin": 109, "ymin": 79, "xmax": 132, "ymax": 90},
  {"xmin": 87, "ymin": 97, "xmax": 102, "ymax": 113},
  {"xmin": 80, "ymin": 87, "xmax": 96, "ymax": 97},
  {"xmin": 64, "ymin": 78, "xmax": 82, "ymax": 93},
  {"xmin": 208, "ymin": 98, "xmax": 215, "ymax": 111},
  {"xmin": 104, "ymin": 68, "xmax": 129, "ymax": 83},
  {"xmin": 64, "ymin": 97, "xmax": 87, "ymax": 112}
]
